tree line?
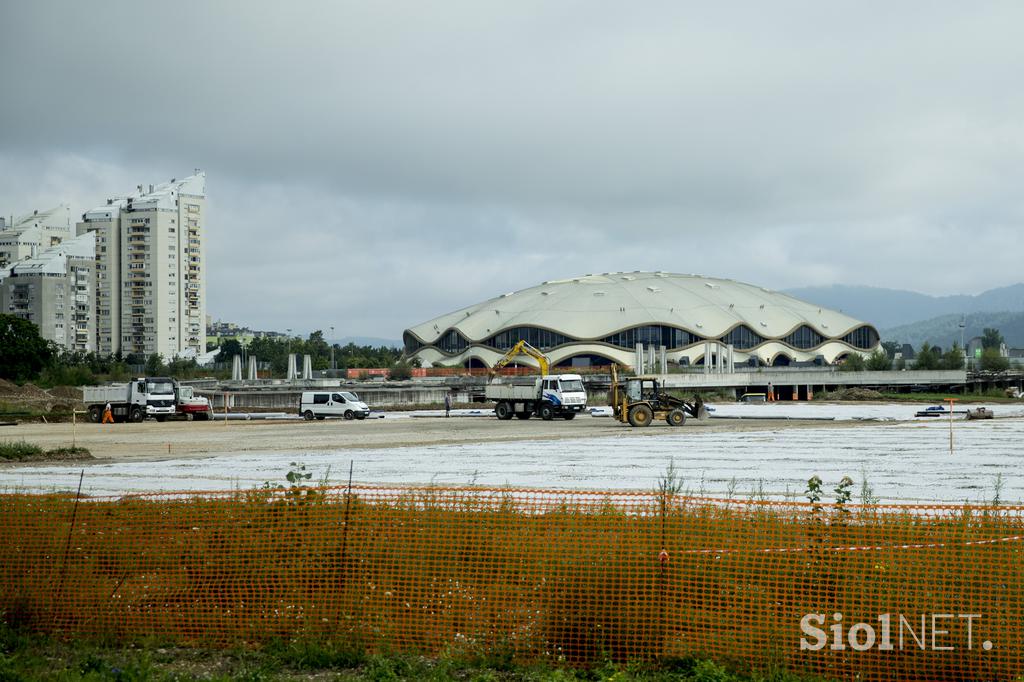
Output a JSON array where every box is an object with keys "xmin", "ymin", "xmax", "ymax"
[{"xmin": 0, "ymin": 314, "xmax": 411, "ymax": 385}]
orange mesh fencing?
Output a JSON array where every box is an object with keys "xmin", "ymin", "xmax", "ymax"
[{"xmin": 2, "ymin": 485, "xmax": 1022, "ymax": 680}]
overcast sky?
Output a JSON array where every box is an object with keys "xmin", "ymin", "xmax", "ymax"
[{"xmin": 2, "ymin": 2, "xmax": 1023, "ymax": 339}]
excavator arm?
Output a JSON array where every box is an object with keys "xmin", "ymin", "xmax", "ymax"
[{"xmin": 492, "ymin": 340, "xmax": 550, "ymax": 375}]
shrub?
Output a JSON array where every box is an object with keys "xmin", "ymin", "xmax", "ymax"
[
  {"xmin": 388, "ymin": 362, "xmax": 413, "ymax": 381},
  {"xmin": 980, "ymin": 348, "xmax": 1010, "ymax": 372},
  {"xmin": 0, "ymin": 440, "xmax": 44, "ymax": 461}
]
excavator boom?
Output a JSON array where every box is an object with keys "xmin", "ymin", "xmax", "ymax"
[{"xmin": 492, "ymin": 340, "xmax": 550, "ymax": 375}]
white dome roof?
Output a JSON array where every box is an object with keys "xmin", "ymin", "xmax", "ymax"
[{"xmin": 405, "ymin": 272, "xmax": 875, "ymax": 354}]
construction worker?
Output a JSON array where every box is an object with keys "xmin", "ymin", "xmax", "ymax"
[
  {"xmin": 444, "ymin": 392, "xmax": 451, "ymax": 418},
  {"xmin": 102, "ymin": 402, "xmax": 114, "ymax": 424},
  {"xmin": 767, "ymin": 382, "xmax": 775, "ymax": 403}
]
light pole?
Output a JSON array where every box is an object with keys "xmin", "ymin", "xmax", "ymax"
[
  {"xmin": 959, "ymin": 317, "xmax": 967, "ymax": 367},
  {"xmin": 330, "ymin": 325, "xmax": 336, "ymax": 372}
]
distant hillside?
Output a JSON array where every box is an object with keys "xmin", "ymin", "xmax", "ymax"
[
  {"xmin": 881, "ymin": 311, "xmax": 1024, "ymax": 350},
  {"xmin": 783, "ymin": 283, "xmax": 1024, "ymax": 329}
]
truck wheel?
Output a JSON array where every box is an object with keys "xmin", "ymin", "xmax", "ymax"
[
  {"xmin": 155, "ymin": 415, "xmax": 166, "ymax": 422},
  {"xmin": 303, "ymin": 410, "xmax": 315, "ymax": 421},
  {"xmin": 628, "ymin": 404, "xmax": 653, "ymax": 427},
  {"xmin": 515, "ymin": 411, "xmax": 532, "ymax": 420},
  {"xmin": 344, "ymin": 410, "xmax": 354, "ymax": 420},
  {"xmin": 495, "ymin": 402, "xmax": 513, "ymax": 420},
  {"xmin": 667, "ymin": 409, "xmax": 686, "ymax": 427},
  {"xmin": 539, "ymin": 404, "xmax": 554, "ymax": 421},
  {"xmin": 130, "ymin": 406, "xmax": 144, "ymax": 423},
  {"xmin": 184, "ymin": 412, "xmax": 194, "ymax": 421},
  {"xmin": 89, "ymin": 406, "xmax": 101, "ymax": 423},
  {"xmin": 563, "ymin": 413, "xmax": 576, "ymax": 420}
]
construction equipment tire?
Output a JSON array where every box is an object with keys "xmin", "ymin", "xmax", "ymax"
[
  {"xmin": 539, "ymin": 404, "xmax": 554, "ymax": 421},
  {"xmin": 667, "ymin": 409, "xmax": 686, "ymax": 426},
  {"xmin": 495, "ymin": 402, "xmax": 513, "ymax": 420},
  {"xmin": 628, "ymin": 404, "xmax": 653, "ymax": 427}
]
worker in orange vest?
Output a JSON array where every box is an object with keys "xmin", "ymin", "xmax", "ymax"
[
  {"xmin": 102, "ymin": 402, "xmax": 114, "ymax": 424},
  {"xmin": 767, "ymin": 382, "xmax": 775, "ymax": 402}
]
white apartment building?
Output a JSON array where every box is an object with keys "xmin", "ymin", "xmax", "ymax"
[
  {"xmin": 0, "ymin": 205, "xmax": 72, "ymax": 268},
  {"xmin": 0, "ymin": 232, "xmax": 96, "ymax": 352},
  {"xmin": 76, "ymin": 173, "xmax": 206, "ymax": 358}
]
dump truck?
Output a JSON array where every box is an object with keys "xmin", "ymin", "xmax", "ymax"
[
  {"xmin": 486, "ymin": 374, "xmax": 588, "ymax": 420},
  {"xmin": 82, "ymin": 377, "xmax": 178, "ymax": 423}
]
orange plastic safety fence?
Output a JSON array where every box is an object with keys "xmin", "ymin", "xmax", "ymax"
[{"xmin": 2, "ymin": 486, "xmax": 1022, "ymax": 680}]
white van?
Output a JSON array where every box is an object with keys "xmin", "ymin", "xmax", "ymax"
[{"xmin": 299, "ymin": 391, "xmax": 371, "ymax": 420}]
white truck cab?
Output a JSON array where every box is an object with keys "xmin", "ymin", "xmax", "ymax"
[{"xmin": 300, "ymin": 390, "xmax": 371, "ymax": 421}]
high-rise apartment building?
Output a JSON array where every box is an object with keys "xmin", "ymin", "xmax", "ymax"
[
  {"xmin": 0, "ymin": 232, "xmax": 96, "ymax": 352},
  {"xmin": 76, "ymin": 173, "xmax": 206, "ymax": 358},
  {"xmin": 0, "ymin": 205, "xmax": 72, "ymax": 268}
]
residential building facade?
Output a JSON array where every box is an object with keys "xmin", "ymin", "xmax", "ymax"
[
  {"xmin": 0, "ymin": 232, "xmax": 96, "ymax": 352},
  {"xmin": 77, "ymin": 173, "xmax": 206, "ymax": 358},
  {"xmin": 0, "ymin": 205, "xmax": 71, "ymax": 268}
]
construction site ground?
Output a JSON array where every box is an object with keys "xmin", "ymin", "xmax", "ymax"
[{"xmin": 0, "ymin": 413, "xmax": 869, "ymax": 464}]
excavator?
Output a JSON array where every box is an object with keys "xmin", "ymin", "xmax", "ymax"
[
  {"xmin": 490, "ymin": 340, "xmax": 550, "ymax": 375},
  {"xmin": 609, "ymin": 365, "xmax": 708, "ymax": 427}
]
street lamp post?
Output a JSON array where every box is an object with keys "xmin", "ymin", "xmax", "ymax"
[{"xmin": 330, "ymin": 325, "xmax": 335, "ymax": 372}]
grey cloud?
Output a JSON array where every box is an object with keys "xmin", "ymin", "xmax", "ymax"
[{"xmin": 2, "ymin": 2, "xmax": 1023, "ymax": 336}]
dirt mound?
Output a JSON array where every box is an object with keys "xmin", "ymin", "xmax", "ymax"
[
  {"xmin": 827, "ymin": 387, "xmax": 884, "ymax": 401},
  {"xmin": 0, "ymin": 379, "xmax": 82, "ymax": 414},
  {"xmin": 49, "ymin": 385, "xmax": 83, "ymax": 401}
]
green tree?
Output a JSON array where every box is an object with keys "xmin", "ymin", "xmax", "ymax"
[
  {"xmin": 839, "ymin": 353, "xmax": 866, "ymax": 371},
  {"xmin": 388, "ymin": 360, "xmax": 414, "ymax": 381},
  {"xmin": 145, "ymin": 353, "xmax": 166, "ymax": 376},
  {"xmin": 982, "ymin": 328, "xmax": 1005, "ymax": 350},
  {"xmin": 881, "ymin": 341, "xmax": 900, "ymax": 359},
  {"xmin": 865, "ymin": 349, "xmax": 892, "ymax": 371},
  {"xmin": 913, "ymin": 343, "xmax": 941, "ymax": 370},
  {"xmin": 219, "ymin": 338, "xmax": 244, "ymax": 362},
  {"xmin": 979, "ymin": 348, "xmax": 1010, "ymax": 372},
  {"xmin": 941, "ymin": 343, "xmax": 965, "ymax": 370},
  {"xmin": 0, "ymin": 314, "xmax": 54, "ymax": 381}
]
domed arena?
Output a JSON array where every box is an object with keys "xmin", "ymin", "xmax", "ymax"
[{"xmin": 403, "ymin": 272, "xmax": 880, "ymax": 369}]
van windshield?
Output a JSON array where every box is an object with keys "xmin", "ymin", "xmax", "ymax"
[
  {"xmin": 341, "ymin": 392, "xmax": 359, "ymax": 402},
  {"xmin": 559, "ymin": 380, "xmax": 584, "ymax": 393}
]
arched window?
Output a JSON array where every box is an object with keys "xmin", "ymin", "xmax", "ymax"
[
  {"xmin": 403, "ymin": 332, "xmax": 423, "ymax": 355},
  {"xmin": 602, "ymin": 325, "xmax": 698, "ymax": 350},
  {"xmin": 720, "ymin": 325, "xmax": 763, "ymax": 350},
  {"xmin": 485, "ymin": 326, "xmax": 572, "ymax": 351},
  {"xmin": 842, "ymin": 326, "xmax": 879, "ymax": 350},
  {"xmin": 784, "ymin": 325, "xmax": 823, "ymax": 350},
  {"xmin": 436, "ymin": 329, "xmax": 470, "ymax": 354}
]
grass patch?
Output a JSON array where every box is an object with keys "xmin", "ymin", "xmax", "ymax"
[
  {"xmin": 0, "ymin": 440, "xmax": 43, "ymax": 460},
  {"xmin": 0, "ymin": 441, "xmax": 91, "ymax": 461},
  {"xmin": 0, "ymin": 626, "xmax": 832, "ymax": 681}
]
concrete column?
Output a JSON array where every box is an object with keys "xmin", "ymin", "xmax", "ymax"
[
  {"xmin": 635, "ymin": 343, "xmax": 644, "ymax": 374},
  {"xmin": 302, "ymin": 354, "xmax": 313, "ymax": 380},
  {"xmin": 231, "ymin": 355, "xmax": 242, "ymax": 381},
  {"xmin": 247, "ymin": 356, "xmax": 257, "ymax": 380},
  {"xmin": 286, "ymin": 353, "xmax": 297, "ymax": 380},
  {"xmin": 704, "ymin": 341, "xmax": 711, "ymax": 375},
  {"xmin": 727, "ymin": 344, "xmax": 735, "ymax": 373},
  {"xmin": 659, "ymin": 345, "xmax": 667, "ymax": 375},
  {"xmin": 647, "ymin": 345, "xmax": 656, "ymax": 374}
]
